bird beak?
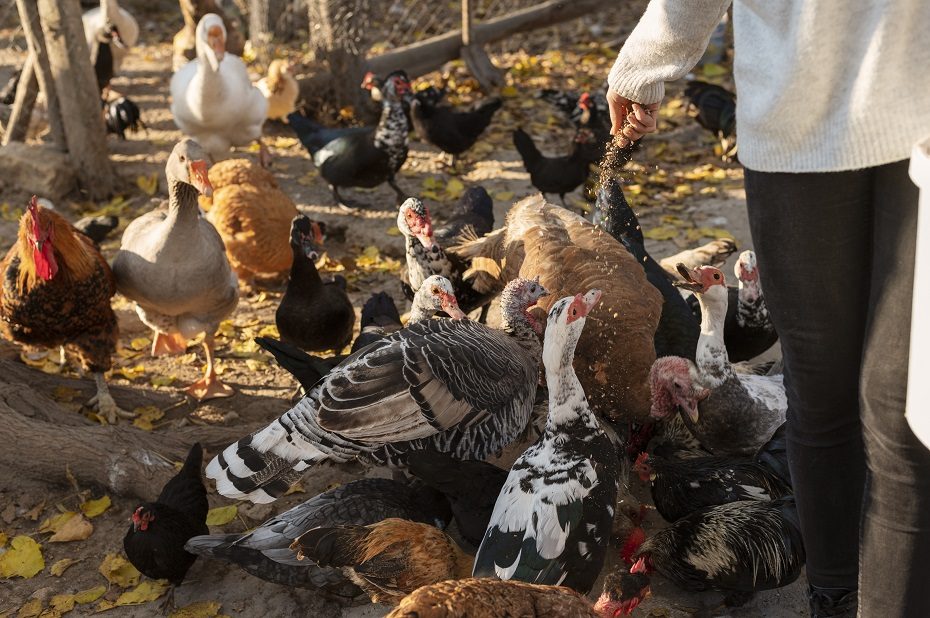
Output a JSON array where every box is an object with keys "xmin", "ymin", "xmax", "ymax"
[
  {"xmin": 416, "ymin": 219, "xmax": 434, "ymax": 249},
  {"xmin": 580, "ymin": 289, "xmax": 602, "ymax": 316},
  {"xmin": 111, "ymin": 29, "xmax": 126, "ymax": 49},
  {"xmin": 441, "ymin": 293, "xmax": 466, "ymax": 320},
  {"xmin": 682, "ymin": 398, "xmax": 701, "ymax": 423},
  {"xmin": 673, "ymin": 263, "xmax": 704, "ymax": 292},
  {"xmin": 188, "ymin": 160, "xmax": 213, "ymax": 197}
]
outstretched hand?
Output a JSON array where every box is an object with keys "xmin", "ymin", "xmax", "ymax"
[{"xmin": 607, "ymin": 91, "xmax": 660, "ymax": 142}]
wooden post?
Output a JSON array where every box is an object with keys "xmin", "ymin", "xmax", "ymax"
[
  {"xmin": 13, "ymin": 0, "xmax": 66, "ymax": 150},
  {"xmin": 36, "ymin": 0, "xmax": 115, "ymax": 199},
  {"xmin": 459, "ymin": 0, "xmax": 502, "ymax": 91},
  {"xmin": 2, "ymin": 55, "xmax": 39, "ymax": 145},
  {"xmin": 462, "ymin": 0, "xmax": 473, "ymax": 46}
]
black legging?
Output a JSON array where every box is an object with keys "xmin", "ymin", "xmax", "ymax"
[{"xmin": 745, "ymin": 160, "xmax": 930, "ymax": 616}]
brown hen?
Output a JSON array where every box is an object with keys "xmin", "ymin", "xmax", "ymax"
[
  {"xmin": 386, "ymin": 578, "xmax": 600, "ymax": 618},
  {"xmin": 290, "ymin": 518, "xmax": 473, "ymax": 606},
  {"xmin": 198, "ymin": 159, "xmax": 299, "ymax": 283},
  {"xmin": 453, "ymin": 194, "xmax": 662, "ymax": 421},
  {"xmin": 1, "ymin": 197, "xmax": 127, "ymax": 422}
]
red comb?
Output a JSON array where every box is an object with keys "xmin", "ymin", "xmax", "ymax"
[
  {"xmin": 634, "ymin": 452, "xmax": 649, "ymax": 467},
  {"xmin": 621, "ymin": 527, "xmax": 646, "ymax": 564},
  {"xmin": 630, "ymin": 556, "xmax": 648, "ymax": 574}
]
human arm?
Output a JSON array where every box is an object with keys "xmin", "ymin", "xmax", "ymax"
[{"xmin": 607, "ymin": 0, "xmax": 732, "ymax": 137}]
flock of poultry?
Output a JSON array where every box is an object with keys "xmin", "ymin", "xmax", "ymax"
[{"xmin": 0, "ymin": 1, "xmax": 794, "ymax": 616}]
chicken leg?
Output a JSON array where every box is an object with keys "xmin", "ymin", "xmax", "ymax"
[
  {"xmin": 185, "ymin": 333, "xmax": 234, "ymax": 400},
  {"xmin": 89, "ymin": 373, "xmax": 134, "ymax": 424}
]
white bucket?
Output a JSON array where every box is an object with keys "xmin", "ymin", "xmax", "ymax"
[{"xmin": 907, "ymin": 137, "xmax": 930, "ymax": 450}]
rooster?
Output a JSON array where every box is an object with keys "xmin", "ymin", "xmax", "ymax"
[
  {"xmin": 123, "ymin": 443, "xmax": 209, "ymax": 610},
  {"xmin": 1, "ymin": 196, "xmax": 128, "ymax": 423},
  {"xmin": 291, "ymin": 518, "xmax": 473, "ymax": 605}
]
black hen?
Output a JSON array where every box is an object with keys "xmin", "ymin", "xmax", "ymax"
[
  {"xmin": 405, "ymin": 451, "xmax": 508, "ymax": 548},
  {"xmin": 634, "ymin": 448, "xmax": 791, "ymax": 522},
  {"xmin": 104, "ymin": 97, "xmax": 145, "ymax": 139},
  {"xmin": 592, "ymin": 179, "xmax": 699, "ymax": 359},
  {"xmin": 410, "ymin": 96, "xmax": 502, "ymax": 165},
  {"xmin": 630, "ymin": 496, "xmax": 804, "ymax": 600},
  {"xmin": 684, "ymin": 80, "xmax": 737, "ymax": 160},
  {"xmin": 184, "ymin": 477, "xmax": 452, "ymax": 597},
  {"xmin": 434, "ymin": 186, "xmax": 494, "ymax": 244},
  {"xmin": 289, "ymin": 71, "xmax": 411, "ymax": 208},
  {"xmin": 513, "ymin": 127, "xmax": 596, "ymax": 205},
  {"xmin": 123, "ymin": 443, "xmax": 209, "ymax": 597}
]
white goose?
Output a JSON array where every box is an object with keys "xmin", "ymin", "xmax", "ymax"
[
  {"xmin": 170, "ymin": 13, "xmax": 268, "ymax": 162},
  {"xmin": 649, "ymin": 265, "xmax": 786, "ymax": 456},
  {"xmin": 82, "ymin": 0, "xmax": 139, "ymax": 75}
]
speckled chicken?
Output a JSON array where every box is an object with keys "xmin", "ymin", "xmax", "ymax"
[
  {"xmin": 1, "ymin": 197, "xmax": 127, "ymax": 423},
  {"xmin": 291, "ymin": 518, "xmax": 473, "ymax": 605},
  {"xmin": 198, "ymin": 159, "xmax": 299, "ymax": 283},
  {"xmin": 386, "ymin": 578, "xmax": 601, "ymax": 618},
  {"xmin": 113, "ymin": 139, "xmax": 239, "ymax": 400}
]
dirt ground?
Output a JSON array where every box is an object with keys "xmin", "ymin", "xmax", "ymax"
[{"xmin": 0, "ymin": 1, "xmax": 807, "ymax": 616}]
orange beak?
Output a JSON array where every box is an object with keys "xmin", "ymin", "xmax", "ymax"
[
  {"xmin": 189, "ymin": 160, "xmax": 213, "ymax": 197},
  {"xmin": 207, "ymin": 25, "xmax": 225, "ymax": 60}
]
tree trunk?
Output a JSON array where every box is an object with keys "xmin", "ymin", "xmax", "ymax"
[
  {"xmin": 36, "ymin": 0, "xmax": 115, "ymax": 199},
  {"xmin": 0, "ymin": 358, "xmax": 260, "ymax": 499},
  {"xmin": 306, "ymin": 0, "xmax": 372, "ymax": 116},
  {"xmin": 13, "ymin": 0, "xmax": 65, "ymax": 150}
]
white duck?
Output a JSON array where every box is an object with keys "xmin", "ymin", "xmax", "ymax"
[
  {"xmin": 170, "ymin": 14, "xmax": 268, "ymax": 162},
  {"xmin": 82, "ymin": 0, "xmax": 139, "ymax": 75},
  {"xmin": 112, "ymin": 139, "xmax": 239, "ymax": 400},
  {"xmin": 649, "ymin": 265, "xmax": 786, "ymax": 456}
]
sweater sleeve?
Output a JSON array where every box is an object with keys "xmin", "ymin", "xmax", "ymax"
[{"xmin": 608, "ymin": 0, "xmax": 732, "ymax": 104}]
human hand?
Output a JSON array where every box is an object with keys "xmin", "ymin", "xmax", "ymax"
[{"xmin": 606, "ymin": 91, "xmax": 660, "ymax": 142}]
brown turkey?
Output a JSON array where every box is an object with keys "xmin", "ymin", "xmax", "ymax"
[{"xmin": 453, "ymin": 194, "xmax": 662, "ymax": 421}]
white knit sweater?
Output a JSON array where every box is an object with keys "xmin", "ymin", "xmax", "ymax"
[{"xmin": 608, "ymin": 0, "xmax": 930, "ymax": 172}]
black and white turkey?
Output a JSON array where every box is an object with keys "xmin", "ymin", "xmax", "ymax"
[
  {"xmin": 473, "ymin": 289, "xmax": 621, "ymax": 594},
  {"xmin": 207, "ymin": 277, "xmax": 549, "ymax": 504}
]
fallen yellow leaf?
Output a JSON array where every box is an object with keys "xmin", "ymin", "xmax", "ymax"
[
  {"xmin": 205, "ymin": 505, "xmax": 238, "ymax": 526},
  {"xmin": 492, "ymin": 191, "xmax": 514, "ymax": 202},
  {"xmin": 50, "ymin": 386, "xmax": 81, "ymax": 403},
  {"xmin": 385, "ymin": 226, "xmax": 401, "ymax": 237},
  {"xmin": 73, "ymin": 585, "xmax": 107, "ymax": 604},
  {"xmin": 500, "ymin": 85, "xmax": 519, "ymax": 98},
  {"xmin": 80, "ymin": 496, "xmax": 111, "ymax": 518},
  {"xmin": 150, "ymin": 375, "xmax": 177, "ymax": 387},
  {"xmin": 0, "ymin": 532, "xmax": 7, "ymax": 547},
  {"xmin": 98, "ymin": 553, "xmax": 141, "ymax": 588},
  {"xmin": 49, "ymin": 514, "xmax": 93, "ymax": 542},
  {"xmin": 132, "ymin": 406, "xmax": 165, "ymax": 431},
  {"xmin": 47, "ymin": 593, "xmax": 76, "ymax": 614},
  {"xmin": 136, "ymin": 173, "xmax": 159, "ymax": 196},
  {"xmin": 38, "ymin": 512, "xmax": 77, "ymax": 534},
  {"xmin": 16, "ymin": 598, "xmax": 42, "ymax": 618},
  {"xmin": 169, "ymin": 601, "xmax": 223, "ymax": 618},
  {"xmin": 114, "ymin": 579, "xmax": 170, "ymax": 606},
  {"xmin": 50, "ymin": 557, "xmax": 81, "ymax": 576},
  {"xmin": 643, "ymin": 225, "xmax": 679, "ymax": 241},
  {"xmin": 129, "ymin": 337, "xmax": 151, "ymax": 351},
  {"xmin": 0, "ymin": 536, "xmax": 44, "ymax": 579}
]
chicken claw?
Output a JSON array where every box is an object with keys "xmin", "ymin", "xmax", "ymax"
[{"xmin": 90, "ymin": 373, "xmax": 133, "ymax": 424}]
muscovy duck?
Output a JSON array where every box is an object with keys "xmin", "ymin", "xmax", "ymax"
[
  {"xmin": 434, "ymin": 185, "xmax": 495, "ymax": 245},
  {"xmin": 648, "ymin": 266, "xmax": 786, "ymax": 455},
  {"xmin": 275, "ymin": 215, "xmax": 355, "ymax": 353},
  {"xmin": 397, "ymin": 197, "xmax": 494, "ymax": 321},
  {"xmin": 90, "ymin": 21, "xmax": 123, "ymax": 94},
  {"xmin": 591, "ymin": 178, "xmax": 699, "ymax": 359},
  {"xmin": 625, "ymin": 496, "xmax": 804, "ymax": 600},
  {"xmin": 512, "ymin": 127, "xmax": 596, "ymax": 206},
  {"xmin": 362, "ymin": 71, "xmax": 445, "ymax": 130},
  {"xmin": 207, "ymin": 278, "xmax": 549, "ymax": 503},
  {"xmin": 409, "ymin": 93, "xmax": 502, "ymax": 166},
  {"xmin": 104, "ymin": 96, "xmax": 145, "ymax": 139},
  {"xmin": 686, "ymin": 249, "xmax": 778, "ymax": 362},
  {"xmin": 259, "ymin": 276, "xmax": 466, "ymax": 392},
  {"xmin": 289, "ymin": 71, "xmax": 411, "ymax": 208},
  {"xmin": 82, "ymin": 0, "xmax": 139, "ymax": 75},
  {"xmin": 473, "ymin": 290, "xmax": 621, "ymax": 594},
  {"xmin": 185, "ymin": 477, "xmax": 451, "ymax": 597}
]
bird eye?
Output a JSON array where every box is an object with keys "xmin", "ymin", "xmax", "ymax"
[
  {"xmin": 179, "ymin": 155, "xmax": 186, "ymax": 162},
  {"xmin": 713, "ymin": 273, "xmax": 720, "ymax": 280}
]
